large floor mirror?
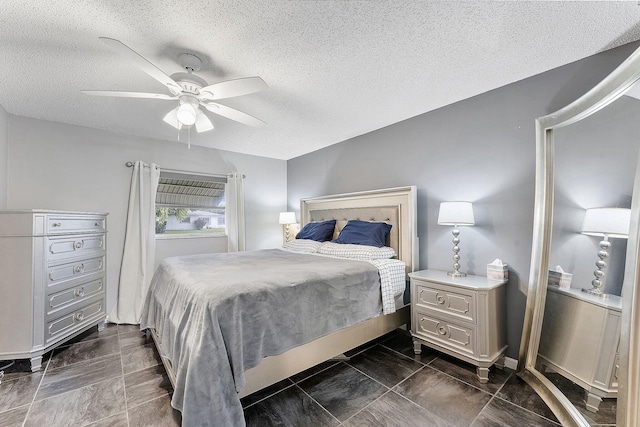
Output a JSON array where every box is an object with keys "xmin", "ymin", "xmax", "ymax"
[{"xmin": 518, "ymin": 45, "xmax": 640, "ymax": 426}]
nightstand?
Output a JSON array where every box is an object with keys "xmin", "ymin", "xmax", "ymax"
[
  {"xmin": 410, "ymin": 269, "xmax": 507, "ymax": 383},
  {"xmin": 537, "ymin": 286, "xmax": 621, "ymax": 412}
]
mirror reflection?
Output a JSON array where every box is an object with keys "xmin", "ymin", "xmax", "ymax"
[{"xmin": 534, "ymin": 82, "xmax": 640, "ymax": 424}]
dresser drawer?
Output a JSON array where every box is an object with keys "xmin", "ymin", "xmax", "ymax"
[
  {"xmin": 413, "ymin": 309, "xmax": 477, "ymax": 357},
  {"xmin": 414, "ymin": 280, "xmax": 476, "ymax": 324},
  {"xmin": 47, "ymin": 234, "xmax": 105, "ymax": 262},
  {"xmin": 46, "ymin": 277, "xmax": 105, "ymax": 317},
  {"xmin": 45, "ymin": 296, "xmax": 105, "ymax": 344},
  {"xmin": 47, "ymin": 256, "xmax": 104, "ymax": 285},
  {"xmin": 47, "ymin": 216, "xmax": 106, "ymax": 234}
]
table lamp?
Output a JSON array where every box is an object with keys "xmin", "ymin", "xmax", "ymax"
[
  {"xmin": 279, "ymin": 212, "xmax": 297, "ymax": 243},
  {"xmin": 438, "ymin": 201, "xmax": 475, "ymax": 277},
  {"xmin": 580, "ymin": 207, "xmax": 630, "ymax": 298}
]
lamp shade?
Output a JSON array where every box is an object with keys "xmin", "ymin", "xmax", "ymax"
[
  {"xmin": 438, "ymin": 201, "xmax": 475, "ymax": 225},
  {"xmin": 581, "ymin": 207, "xmax": 630, "ymax": 239},
  {"xmin": 279, "ymin": 212, "xmax": 297, "ymax": 225},
  {"xmin": 177, "ymin": 103, "xmax": 197, "ymax": 126}
]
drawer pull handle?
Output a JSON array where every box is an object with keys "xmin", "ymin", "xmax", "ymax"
[
  {"xmin": 52, "ymin": 222, "xmax": 61, "ymax": 227},
  {"xmin": 74, "ymin": 264, "xmax": 84, "ymax": 274},
  {"xmin": 436, "ymin": 295, "xmax": 446, "ymax": 305},
  {"xmin": 75, "ymin": 287, "xmax": 85, "ymax": 298},
  {"xmin": 75, "ymin": 312, "xmax": 84, "ymax": 322},
  {"xmin": 94, "ymin": 222, "xmax": 101, "ymax": 227},
  {"xmin": 438, "ymin": 326, "xmax": 447, "ymax": 335},
  {"xmin": 74, "ymin": 241, "xmax": 84, "ymax": 250}
]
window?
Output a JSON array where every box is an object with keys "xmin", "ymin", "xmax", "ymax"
[{"xmin": 155, "ymin": 171, "xmax": 227, "ymax": 237}]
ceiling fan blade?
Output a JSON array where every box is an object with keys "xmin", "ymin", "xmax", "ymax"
[
  {"xmin": 202, "ymin": 102, "xmax": 266, "ymax": 127},
  {"xmin": 99, "ymin": 37, "xmax": 182, "ymax": 95},
  {"xmin": 199, "ymin": 77, "xmax": 268, "ymax": 101},
  {"xmin": 81, "ymin": 90, "xmax": 177, "ymax": 100},
  {"xmin": 195, "ymin": 110, "xmax": 214, "ymax": 133},
  {"xmin": 162, "ymin": 106, "xmax": 182, "ymax": 130}
]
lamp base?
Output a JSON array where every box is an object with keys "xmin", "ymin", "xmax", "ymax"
[
  {"xmin": 447, "ymin": 271, "xmax": 467, "ymax": 278},
  {"xmin": 581, "ymin": 287, "xmax": 609, "ymax": 299}
]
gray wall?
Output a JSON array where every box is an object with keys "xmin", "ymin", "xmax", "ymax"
[
  {"xmin": 5, "ymin": 116, "xmax": 287, "ymax": 312},
  {"xmin": 287, "ymin": 41, "xmax": 640, "ymax": 360},
  {"xmin": 0, "ymin": 104, "xmax": 7, "ymax": 209},
  {"xmin": 550, "ymin": 96, "xmax": 640, "ymax": 296}
]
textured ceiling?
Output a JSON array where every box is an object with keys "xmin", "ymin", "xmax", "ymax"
[{"xmin": 1, "ymin": 1, "xmax": 640, "ymax": 160}]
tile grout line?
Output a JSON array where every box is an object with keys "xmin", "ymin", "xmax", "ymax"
[
  {"xmin": 341, "ymin": 388, "xmax": 395, "ymax": 424},
  {"xmin": 422, "ymin": 358, "xmax": 506, "ymax": 397},
  {"xmin": 241, "ymin": 381, "xmax": 296, "ymax": 410},
  {"xmin": 378, "ymin": 341, "xmax": 431, "ymax": 367},
  {"xmin": 118, "ymin": 331, "xmax": 131, "ymax": 427},
  {"xmin": 21, "ymin": 349, "xmax": 52, "ymax": 427},
  {"xmin": 337, "ymin": 362, "xmax": 429, "ymax": 422},
  {"xmin": 489, "ymin": 393, "xmax": 563, "ymax": 425},
  {"xmin": 292, "ymin": 383, "xmax": 342, "ymax": 425},
  {"xmin": 468, "ymin": 394, "xmax": 496, "ymax": 426}
]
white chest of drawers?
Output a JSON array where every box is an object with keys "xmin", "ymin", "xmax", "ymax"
[
  {"xmin": 0, "ymin": 210, "xmax": 108, "ymax": 371},
  {"xmin": 410, "ymin": 269, "xmax": 507, "ymax": 383}
]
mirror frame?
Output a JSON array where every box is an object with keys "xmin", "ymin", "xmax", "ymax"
[{"xmin": 517, "ymin": 45, "xmax": 640, "ymax": 427}]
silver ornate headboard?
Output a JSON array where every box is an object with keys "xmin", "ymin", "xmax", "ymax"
[{"xmin": 300, "ymin": 186, "xmax": 418, "ymax": 275}]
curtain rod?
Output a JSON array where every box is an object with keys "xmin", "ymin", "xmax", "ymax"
[{"xmin": 124, "ymin": 162, "xmax": 243, "ymax": 178}]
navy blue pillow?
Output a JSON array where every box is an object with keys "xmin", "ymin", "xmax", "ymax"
[
  {"xmin": 333, "ymin": 220, "xmax": 392, "ymax": 248},
  {"xmin": 296, "ymin": 220, "xmax": 336, "ymax": 242}
]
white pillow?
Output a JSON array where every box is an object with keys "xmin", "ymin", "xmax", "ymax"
[
  {"xmin": 282, "ymin": 239, "xmax": 322, "ymax": 253},
  {"xmin": 318, "ymin": 241, "xmax": 396, "ymax": 260}
]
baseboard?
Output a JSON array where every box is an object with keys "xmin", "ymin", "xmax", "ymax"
[{"xmin": 504, "ymin": 356, "xmax": 518, "ymax": 371}]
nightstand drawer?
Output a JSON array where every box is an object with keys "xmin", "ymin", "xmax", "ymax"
[
  {"xmin": 414, "ymin": 281, "xmax": 476, "ymax": 324},
  {"xmin": 413, "ymin": 308, "xmax": 476, "ymax": 357}
]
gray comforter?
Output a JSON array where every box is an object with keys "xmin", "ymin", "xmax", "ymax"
[{"xmin": 140, "ymin": 249, "xmax": 383, "ymax": 427}]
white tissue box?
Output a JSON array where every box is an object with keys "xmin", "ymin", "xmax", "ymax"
[
  {"xmin": 548, "ymin": 270, "xmax": 572, "ymax": 289},
  {"xmin": 487, "ymin": 263, "xmax": 508, "ymax": 281}
]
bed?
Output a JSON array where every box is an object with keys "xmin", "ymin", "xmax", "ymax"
[{"xmin": 140, "ymin": 186, "xmax": 418, "ymax": 426}]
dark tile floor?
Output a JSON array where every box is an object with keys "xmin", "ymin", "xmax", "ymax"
[{"xmin": 0, "ymin": 325, "xmax": 616, "ymax": 426}]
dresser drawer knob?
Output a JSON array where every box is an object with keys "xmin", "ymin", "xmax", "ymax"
[
  {"xmin": 74, "ymin": 264, "xmax": 84, "ymax": 274},
  {"xmin": 75, "ymin": 287, "xmax": 85, "ymax": 298},
  {"xmin": 94, "ymin": 222, "xmax": 101, "ymax": 227},
  {"xmin": 74, "ymin": 241, "xmax": 84, "ymax": 249},
  {"xmin": 436, "ymin": 295, "xmax": 446, "ymax": 305},
  {"xmin": 52, "ymin": 222, "xmax": 61, "ymax": 227},
  {"xmin": 75, "ymin": 312, "xmax": 84, "ymax": 322},
  {"xmin": 438, "ymin": 326, "xmax": 447, "ymax": 335}
]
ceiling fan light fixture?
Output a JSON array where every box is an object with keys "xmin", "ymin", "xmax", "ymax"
[
  {"xmin": 177, "ymin": 103, "xmax": 197, "ymax": 126},
  {"xmin": 195, "ymin": 110, "xmax": 214, "ymax": 133},
  {"xmin": 162, "ymin": 107, "xmax": 182, "ymax": 130}
]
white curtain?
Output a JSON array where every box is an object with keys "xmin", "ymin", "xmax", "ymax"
[
  {"xmin": 108, "ymin": 161, "xmax": 160, "ymax": 324},
  {"xmin": 226, "ymin": 172, "xmax": 246, "ymax": 252}
]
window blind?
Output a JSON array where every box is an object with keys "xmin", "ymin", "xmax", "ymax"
[{"xmin": 155, "ymin": 171, "xmax": 227, "ymax": 209}]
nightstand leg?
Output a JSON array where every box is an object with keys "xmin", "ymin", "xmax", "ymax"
[
  {"xmin": 585, "ymin": 392, "xmax": 602, "ymax": 413},
  {"xmin": 30, "ymin": 355, "xmax": 42, "ymax": 372},
  {"xmin": 413, "ymin": 340, "xmax": 422, "ymax": 354},
  {"xmin": 476, "ymin": 366, "xmax": 489, "ymax": 383},
  {"xmin": 97, "ymin": 320, "xmax": 105, "ymax": 332}
]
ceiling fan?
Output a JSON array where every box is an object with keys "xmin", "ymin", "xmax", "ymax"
[{"xmin": 82, "ymin": 37, "xmax": 268, "ymax": 133}]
